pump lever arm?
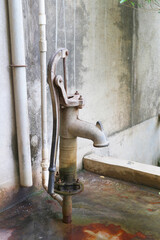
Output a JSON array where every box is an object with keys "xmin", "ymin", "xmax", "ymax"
[{"xmin": 47, "ymin": 48, "xmax": 69, "ymax": 194}]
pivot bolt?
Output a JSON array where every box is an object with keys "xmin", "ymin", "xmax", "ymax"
[
  {"xmin": 79, "ymin": 95, "xmax": 83, "ymax": 100},
  {"xmin": 76, "ymin": 178, "xmax": 79, "ymax": 183},
  {"xmin": 75, "ymin": 91, "xmax": 79, "ymax": 95}
]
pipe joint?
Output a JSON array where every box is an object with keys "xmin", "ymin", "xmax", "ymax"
[
  {"xmin": 41, "ymin": 162, "xmax": 48, "ymax": 171},
  {"xmin": 39, "ymin": 14, "xmax": 46, "ymax": 25},
  {"xmin": 48, "ymin": 166, "xmax": 56, "ymax": 172},
  {"xmin": 39, "ymin": 41, "xmax": 47, "ymax": 52}
]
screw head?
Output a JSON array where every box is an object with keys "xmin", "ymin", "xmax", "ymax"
[
  {"xmin": 79, "ymin": 95, "xmax": 83, "ymax": 100},
  {"xmin": 66, "ymin": 51, "xmax": 69, "ymax": 56},
  {"xmin": 75, "ymin": 91, "xmax": 79, "ymax": 95}
]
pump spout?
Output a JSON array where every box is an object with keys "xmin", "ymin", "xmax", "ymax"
[
  {"xmin": 60, "ymin": 107, "xmax": 109, "ymax": 148},
  {"xmin": 69, "ymin": 119, "xmax": 109, "ymax": 147}
]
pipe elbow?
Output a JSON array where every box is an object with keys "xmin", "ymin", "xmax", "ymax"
[
  {"xmin": 69, "ymin": 119, "xmax": 109, "ymax": 148},
  {"xmin": 93, "ymin": 130, "xmax": 109, "ymax": 148}
]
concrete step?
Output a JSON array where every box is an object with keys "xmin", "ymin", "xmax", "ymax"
[{"xmin": 83, "ymin": 154, "xmax": 160, "ymax": 189}]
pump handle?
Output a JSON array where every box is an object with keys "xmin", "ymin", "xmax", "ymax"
[{"xmin": 47, "ymin": 48, "xmax": 68, "ymax": 194}]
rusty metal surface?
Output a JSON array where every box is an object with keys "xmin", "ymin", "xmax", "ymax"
[
  {"xmin": 62, "ymin": 196, "xmax": 72, "ymax": 224},
  {"xmin": 1, "ymin": 170, "xmax": 160, "ymax": 239}
]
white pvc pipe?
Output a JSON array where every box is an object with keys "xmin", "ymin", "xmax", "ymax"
[
  {"xmin": 39, "ymin": 0, "xmax": 49, "ymax": 189},
  {"xmin": 8, "ymin": 0, "xmax": 32, "ymax": 187}
]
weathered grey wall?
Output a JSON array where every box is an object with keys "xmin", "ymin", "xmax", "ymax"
[
  {"xmin": 109, "ymin": 117, "xmax": 160, "ymax": 165},
  {"xmin": 79, "ymin": 1, "xmax": 133, "ymax": 135},
  {"xmin": 102, "ymin": 6, "xmax": 160, "ymax": 166},
  {"xmin": 132, "ymin": 8, "xmax": 160, "ymax": 124},
  {"xmin": 113, "ymin": 7, "xmax": 160, "ymax": 165},
  {"xmin": 0, "ymin": 0, "xmax": 19, "ymax": 190},
  {"xmin": 1, "ymin": 0, "xmax": 160, "ymax": 190}
]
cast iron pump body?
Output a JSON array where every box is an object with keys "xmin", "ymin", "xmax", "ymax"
[{"xmin": 47, "ymin": 48, "xmax": 109, "ymax": 223}]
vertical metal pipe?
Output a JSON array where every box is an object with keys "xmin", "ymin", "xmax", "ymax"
[
  {"xmin": 8, "ymin": 0, "xmax": 32, "ymax": 187},
  {"xmin": 39, "ymin": 0, "xmax": 48, "ymax": 189},
  {"xmin": 62, "ymin": 196, "xmax": 72, "ymax": 224}
]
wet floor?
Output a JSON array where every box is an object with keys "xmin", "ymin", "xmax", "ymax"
[{"xmin": 0, "ymin": 170, "xmax": 160, "ymax": 239}]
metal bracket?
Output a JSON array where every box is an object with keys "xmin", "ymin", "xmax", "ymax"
[
  {"xmin": 55, "ymin": 75, "xmax": 84, "ymax": 108},
  {"xmin": 10, "ymin": 64, "xmax": 27, "ymax": 68}
]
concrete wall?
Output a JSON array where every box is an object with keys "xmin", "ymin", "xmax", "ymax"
[
  {"xmin": 109, "ymin": 117, "xmax": 160, "ymax": 165},
  {"xmin": 104, "ymin": 7, "xmax": 160, "ymax": 165},
  {"xmin": 110, "ymin": 7, "xmax": 160, "ymax": 164},
  {"xmin": 132, "ymin": 8, "xmax": 160, "ymax": 125},
  {"xmin": 0, "ymin": 0, "xmax": 160, "ymax": 189}
]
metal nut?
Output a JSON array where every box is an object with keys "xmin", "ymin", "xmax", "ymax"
[
  {"xmin": 79, "ymin": 95, "xmax": 83, "ymax": 100},
  {"xmin": 75, "ymin": 91, "xmax": 79, "ymax": 95}
]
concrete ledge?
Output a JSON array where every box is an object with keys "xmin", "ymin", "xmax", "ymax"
[{"xmin": 83, "ymin": 154, "xmax": 160, "ymax": 189}]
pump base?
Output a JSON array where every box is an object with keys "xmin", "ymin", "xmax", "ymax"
[{"xmin": 54, "ymin": 181, "xmax": 84, "ymax": 196}]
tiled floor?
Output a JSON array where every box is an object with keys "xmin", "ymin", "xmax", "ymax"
[{"xmin": 0, "ymin": 170, "xmax": 160, "ymax": 239}]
